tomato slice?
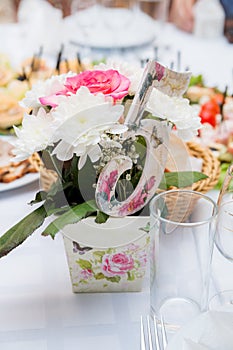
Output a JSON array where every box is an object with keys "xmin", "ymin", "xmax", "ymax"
[{"xmin": 199, "ymin": 99, "xmax": 220, "ymax": 127}]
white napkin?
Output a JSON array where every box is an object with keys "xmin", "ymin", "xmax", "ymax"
[
  {"xmin": 167, "ymin": 311, "xmax": 233, "ymax": 350},
  {"xmin": 17, "ymin": 0, "xmax": 64, "ymax": 55}
]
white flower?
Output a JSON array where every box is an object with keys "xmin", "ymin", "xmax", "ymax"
[
  {"xmin": 51, "ymin": 90, "xmax": 124, "ymax": 168},
  {"xmin": 147, "ymin": 88, "xmax": 202, "ymax": 140},
  {"xmin": 94, "ymin": 59, "xmax": 143, "ymax": 96},
  {"xmin": 19, "ymin": 72, "xmax": 75, "ymax": 110},
  {"xmin": 13, "ymin": 108, "xmax": 55, "ymax": 160},
  {"xmin": 51, "ymin": 86, "xmax": 111, "ymax": 124}
]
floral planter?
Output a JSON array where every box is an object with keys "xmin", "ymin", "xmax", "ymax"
[{"xmin": 62, "ymin": 216, "xmax": 149, "ymax": 293}]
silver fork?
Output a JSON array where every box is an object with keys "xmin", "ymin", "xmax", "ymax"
[{"xmin": 140, "ymin": 314, "xmax": 168, "ymax": 350}]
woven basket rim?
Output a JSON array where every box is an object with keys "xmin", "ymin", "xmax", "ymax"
[{"xmin": 186, "ymin": 141, "xmax": 220, "ymax": 193}]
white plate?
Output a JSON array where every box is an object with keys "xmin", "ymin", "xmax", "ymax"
[
  {"xmin": 0, "ymin": 135, "xmax": 40, "ymax": 192},
  {"xmin": 167, "ymin": 311, "xmax": 233, "ymax": 350},
  {"xmin": 0, "ymin": 172, "xmax": 39, "ymax": 193},
  {"xmin": 68, "ymin": 6, "xmax": 156, "ymax": 49}
]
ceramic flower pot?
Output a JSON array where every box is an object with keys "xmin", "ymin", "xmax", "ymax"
[{"xmin": 62, "ymin": 216, "xmax": 149, "ymax": 293}]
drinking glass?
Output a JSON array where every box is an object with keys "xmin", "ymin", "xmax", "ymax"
[
  {"xmin": 209, "ymin": 199, "xmax": 233, "ymax": 311},
  {"xmin": 149, "ymin": 190, "xmax": 218, "ymax": 331}
]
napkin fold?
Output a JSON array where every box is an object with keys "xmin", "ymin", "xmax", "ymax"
[{"xmin": 167, "ymin": 311, "xmax": 233, "ymax": 350}]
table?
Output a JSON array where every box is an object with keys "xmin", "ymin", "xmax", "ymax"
[
  {"xmin": 0, "ymin": 181, "xmax": 231, "ymax": 350},
  {"xmin": 0, "ymin": 180, "xmax": 150, "ymax": 350},
  {"xmin": 0, "ymin": 11, "xmax": 233, "ymax": 350}
]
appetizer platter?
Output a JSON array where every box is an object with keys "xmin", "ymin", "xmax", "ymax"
[
  {"xmin": 0, "ymin": 138, "xmax": 41, "ymax": 190},
  {"xmin": 186, "ymin": 75, "xmax": 233, "ymax": 189}
]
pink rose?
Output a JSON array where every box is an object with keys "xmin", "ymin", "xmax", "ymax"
[
  {"xmin": 101, "ymin": 252, "xmax": 134, "ymax": 277},
  {"xmin": 65, "ymin": 69, "xmax": 130, "ymax": 101},
  {"xmin": 39, "ymin": 89, "xmax": 68, "ymax": 107},
  {"xmin": 80, "ymin": 269, "xmax": 93, "ymax": 280}
]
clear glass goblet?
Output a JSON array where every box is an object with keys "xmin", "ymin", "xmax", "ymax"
[
  {"xmin": 209, "ymin": 199, "xmax": 233, "ymax": 311},
  {"xmin": 209, "ymin": 164, "xmax": 233, "ymax": 311}
]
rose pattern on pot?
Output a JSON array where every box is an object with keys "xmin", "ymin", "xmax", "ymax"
[
  {"xmin": 67, "ymin": 235, "xmax": 150, "ymax": 290},
  {"xmin": 101, "ymin": 252, "xmax": 135, "ymax": 277}
]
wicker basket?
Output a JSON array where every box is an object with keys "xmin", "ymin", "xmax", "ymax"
[
  {"xmin": 157, "ymin": 141, "xmax": 221, "ymax": 222},
  {"xmin": 186, "ymin": 141, "xmax": 220, "ymax": 193}
]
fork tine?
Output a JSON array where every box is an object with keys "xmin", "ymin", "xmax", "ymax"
[
  {"xmin": 140, "ymin": 315, "xmax": 167, "ymax": 350},
  {"xmin": 147, "ymin": 315, "xmax": 154, "ymax": 350},
  {"xmin": 153, "ymin": 316, "xmax": 161, "ymax": 350},
  {"xmin": 140, "ymin": 316, "xmax": 146, "ymax": 350},
  {"xmin": 160, "ymin": 315, "xmax": 168, "ymax": 348},
  {"xmin": 153, "ymin": 315, "xmax": 160, "ymax": 350}
]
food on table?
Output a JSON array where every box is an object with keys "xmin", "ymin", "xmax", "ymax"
[
  {"xmin": 19, "ymin": 56, "xmax": 54, "ymax": 84},
  {"xmin": 0, "ymin": 139, "xmax": 40, "ymax": 183},
  {"xmin": 0, "ymin": 54, "xmax": 15, "ymax": 87},
  {"xmin": 198, "ymin": 98, "xmax": 220, "ymax": 127},
  {"xmin": 0, "ymin": 94, "xmax": 25, "ymax": 130},
  {"xmin": 186, "ymin": 75, "xmax": 233, "ymax": 189},
  {"xmin": 0, "ymin": 66, "xmax": 14, "ymax": 87},
  {"xmin": 185, "ymin": 85, "xmax": 216, "ymax": 103}
]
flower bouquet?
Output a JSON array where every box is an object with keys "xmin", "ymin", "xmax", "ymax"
[{"xmin": 0, "ymin": 60, "xmax": 205, "ymax": 291}]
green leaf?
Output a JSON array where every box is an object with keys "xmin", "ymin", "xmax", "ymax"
[
  {"xmin": 189, "ymin": 74, "xmax": 204, "ymax": 87},
  {"xmin": 93, "ymin": 251, "xmax": 105, "ymax": 260},
  {"xmin": 139, "ymin": 222, "xmax": 150, "ymax": 233},
  {"xmin": 159, "ymin": 171, "xmax": 208, "ymax": 190},
  {"xmin": 0, "ymin": 205, "xmax": 48, "ymax": 258},
  {"xmin": 127, "ymin": 271, "xmax": 135, "ymax": 281},
  {"xmin": 106, "ymin": 275, "xmax": 121, "ymax": 283},
  {"xmin": 94, "ymin": 272, "xmax": 105, "ymax": 280},
  {"xmin": 95, "ymin": 211, "xmax": 109, "ymax": 224},
  {"xmin": 76, "ymin": 259, "xmax": 92, "ymax": 270},
  {"xmin": 29, "ymin": 190, "xmax": 48, "ymax": 205},
  {"xmin": 42, "ymin": 200, "xmax": 97, "ymax": 239}
]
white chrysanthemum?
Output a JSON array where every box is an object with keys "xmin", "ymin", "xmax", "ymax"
[
  {"xmin": 51, "ymin": 86, "xmax": 111, "ymax": 124},
  {"xmin": 51, "ymin": 91, "xmax": 124, "ymax": 168},
  {"xmin": 147, "ymin": 88, "xmax": 202, "ymax": 140},
  {"xmin": 94, "ymin": 59, "xmax": 143, "ymax": 96},
  {"xmin": 13, "ymin": 108, "xmax": 55, "ymax": 160},
  {"xmin": 19, "ymin": 72, "xmax": 75, "ymax": 109}
]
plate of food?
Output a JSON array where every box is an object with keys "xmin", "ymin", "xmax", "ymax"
[
  {"xmin": 0, "ymin": 138, "xmax": 41, "ymax": 192},
  {"xmin": 185, "ymin": 75, "xmax": 233, "ymax": 191}
]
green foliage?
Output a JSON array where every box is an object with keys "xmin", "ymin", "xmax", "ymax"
[
  {"xmin": 215, "ymin": 163, "xmax": 233, "ymax": 191},
  {"xmin": 189, "ymin": 74, "xmax": 204, "ymax": 87},
  {"xmin": 42, "ymin": 200, "xmax": 97, "ymax": 239},
  {"xmin": 95, "ymin": 211, "xmax": 109, "ymax": 224},
  {"xmin": 76, "ymin": 259, "xmax": 92, "ymax": 270},
  {"xmin": 105, "ymin": 275, "xmax": 121, "ymax": 283},
  {"xmin": 159, "ymin": 171, "xmax": 208, "ymax": 190},
  {"xmin": 0, "ymin": 205, "xmax": 49, "ymax": 258},
  {"xmin": 94, "ymin": 272, "xmax": 105, "ymax": 280}
]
